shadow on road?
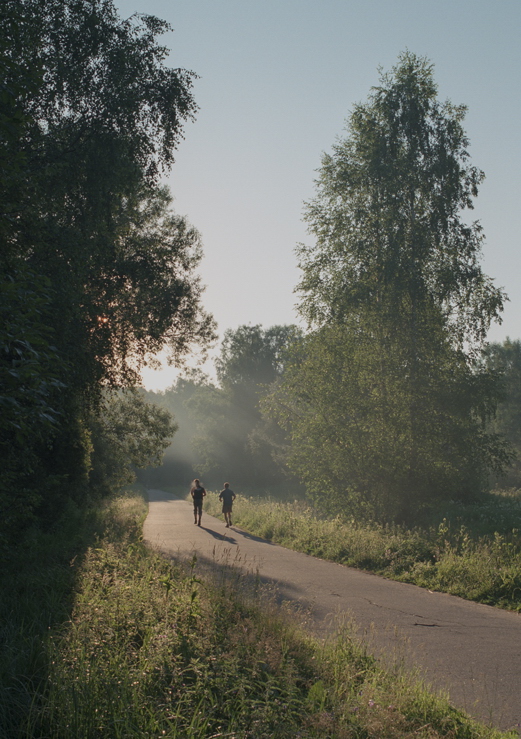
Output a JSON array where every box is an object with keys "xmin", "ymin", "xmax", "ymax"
[
  {"xmin": 163, "ymin": 546, "xmax": 314, "ymax": 622},
  {"xmin": 230, "ymin": 527, "xmax": 275, "ymax": 545},
  {"xmin": 198, "ymin": 526, "xmax": 239, "ymax": 544}
]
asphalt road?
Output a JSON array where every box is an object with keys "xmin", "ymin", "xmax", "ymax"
[{"xmin": 143, "ymin": 489, "xmax": 521, "ymax": 732}]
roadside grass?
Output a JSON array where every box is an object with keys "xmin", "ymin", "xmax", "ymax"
[
  {"xmin": 2, "ymin": 489, "xmax": 515, "ymax": 738},
  {"xmin": 0, "ymin": 485, "xmax": 148, "ymax": 738},
  {"xmin": 203, "ymin": 489, "xmax": 521, "ymax": 611}
]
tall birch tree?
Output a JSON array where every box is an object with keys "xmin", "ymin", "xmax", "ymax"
[{"xmin": 267, "ymin": 52, "xmax": 510, "ymax": 521}]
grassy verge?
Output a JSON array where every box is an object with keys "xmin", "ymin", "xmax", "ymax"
[
  {"xmin": 0, "ymin": 485, "xmax": 148, "ymax": 738},
  {"xmin": 1, "ymin": 487, "xmax": 517, "ymax": 737},
  {"xmin": 203, "ymin": 490, "xmax": 521, "ymax": 611}
]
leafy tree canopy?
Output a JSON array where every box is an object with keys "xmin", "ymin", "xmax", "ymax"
[
  {"xmin": 266, "ymin": 53, "xmax": 510, "ymax": 522},
  {"xmin": 0, "ymin": 0, "xmax": 214, "ymax": 539},
  {"xmin": 216, "ymin": 324, "xmax": 302, "ymax": 392},
  {"xmin": 297, "ymin": 51, "xmax": 504, "ymax": 350},
  {"xmin": 89, "ymin": 390, "xmax": 177, "ymax": 493},
  {"xmin": 146, "ymin": 326, "xmax": 303, "ymax": 493},
  {"xmin": 1, "ymin": 0, "xmax": 214, "ymax": 390}
]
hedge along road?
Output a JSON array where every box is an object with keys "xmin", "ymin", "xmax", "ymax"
[{"xmin": 143, "ymin": 489, "xmax": 521, "ymax": 732}]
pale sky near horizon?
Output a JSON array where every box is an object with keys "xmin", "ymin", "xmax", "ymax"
[{"xmin": 112, "ymin": 0, "xmax": 521, "ymax": 391}]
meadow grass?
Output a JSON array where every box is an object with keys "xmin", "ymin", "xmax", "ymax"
[
  {"xmin": 203, "ymin": 489, "xmax": 521, "ymax": 611},
  {"xmin": 1, "ymin": 487, "xmax": 517, "ymax": 738}
]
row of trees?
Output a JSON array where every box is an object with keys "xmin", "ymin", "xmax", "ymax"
[
  {"xmin": 147, "ymin": 323, "xmax": 520, "ymax": 522},
  {"xmin": 1, "ymin": 0, "xmax": 214, "ymax": 544},
  {"xmin": 149, "ymin": 54, "xmax": 517, "ymax": 523},
  {"xmin": 144, "ymin": 324, "xmax": 303, "ymax": 494}
]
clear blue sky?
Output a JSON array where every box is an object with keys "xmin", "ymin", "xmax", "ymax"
[{"xmin": 112, "ymin": 0, "xmax": 521, "ymax": 390}]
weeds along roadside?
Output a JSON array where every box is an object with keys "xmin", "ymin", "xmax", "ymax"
[
  {"xmin": 1, "ymin": 489, "xmax": 514, "ymax": 738},
  {"xmin": 0, "ymin": 486, "xmax": 149, "ymax": 737},
  {"xmin": 203, "ymin": 490, "xmax": 521, "ymax": 612}
]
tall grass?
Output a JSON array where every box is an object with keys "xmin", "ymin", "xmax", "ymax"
[
  {"xmin": 0, "ymin": 487, "xmax": 147, "ymax": 738},
  {"xmin": 1, "ymin": 487, "xmax": 516, "ymax": 737},
  {"xmin": 204, "ymin": 489, "xmax": 521, "ymax": 611}
]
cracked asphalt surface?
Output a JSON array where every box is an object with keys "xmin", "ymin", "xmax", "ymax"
[{"xmin": 144, "ymin": 489, "xmax": 521, "ymax": 731}]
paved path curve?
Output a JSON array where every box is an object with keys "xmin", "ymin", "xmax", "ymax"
[{"xmin": 143, "ymin": 489, "xmax": 521, "ymax": 732}]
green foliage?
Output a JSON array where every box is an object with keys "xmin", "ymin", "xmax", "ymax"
[
  {"xmin": 266, "ymin": 324, "xmax": 511, "ymax": 521},
  {"xmin": 485, "ymin": 340, "xmax": 521, "ymax": 484},
  {"xmin": 297, "ymin": 52, "xmax": 503, "ymax": 342},
  {"xmin": 267, "ymin": 52, "xmax": 509, "ymax": 522},
  {"xmin": 0, "ymin": 0, "xmax": 215, "ymax": 538},
  {"xmin": 0, "ymin": 0, "xmax": 211, "ymax": 366},
  {"xmin": 0, "ymin": 268, "xmax": 70, "ymax": 542},
  {"xmin": 0, "ymin": 270, "xmax": 64, "ymax": 434},
  {"xmin": 198, "ymin": 324, "xmax": 302, "ymax": 487},
  {"xmin": 89, "ymin": 390, "xmax": 177, "ymax": 494},
  {"xmin": 147, "ymin": 326, "xmax": 304, "ymax": 491},
  {"xmin": 216, "ymin": 324, "xmax": 302, "ymax": 390}
]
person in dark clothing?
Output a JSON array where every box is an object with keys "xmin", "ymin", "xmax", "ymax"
[
  {"xmin": 219, "ymin": 482, "xmax": 236, "ymax": 527},
  {"xmin": 190, "ymin": 478, "xmax": 206, "ymax": 526}
]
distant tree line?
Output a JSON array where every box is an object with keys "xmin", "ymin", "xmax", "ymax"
[
  {"xmin": 146, "ymin": 324, "xmax": 521, "ymax": 521},
  {"xmin": 144, "ymin": 324, "xmax": 304, "ymax": 497},
  {"xmin": 0, "ymin": 0, "xmax": 214, "ymax": 546}
]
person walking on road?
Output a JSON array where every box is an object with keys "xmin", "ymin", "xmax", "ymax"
[
  {"xmin": 219, "ymin": 482, "xmax": 236, "ymax": 527},
  {"xmin": 190, "ymin": 479, "xmax": 206, "ymax": 526}
]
